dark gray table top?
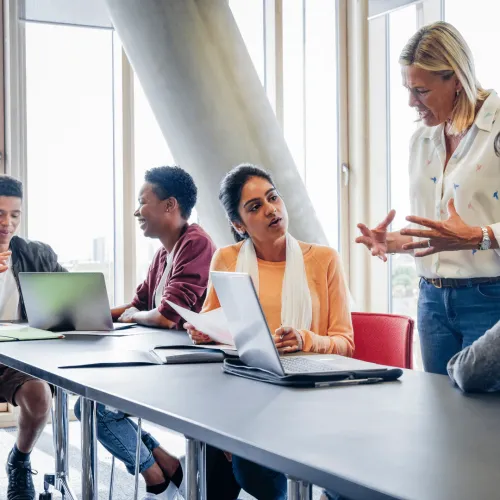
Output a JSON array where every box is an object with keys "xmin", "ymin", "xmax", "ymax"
[{"xmin": 1, "ymin": 328, "xmax": 499, "ymax": 500}]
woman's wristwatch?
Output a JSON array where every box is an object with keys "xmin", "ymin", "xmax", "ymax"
[{"xmin": 479, "ymin": 226, "xmax": 492, "ymax": 250}]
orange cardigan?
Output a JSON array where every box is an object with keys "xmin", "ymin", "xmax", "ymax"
[{"xmin": 202, "ymin": 241, "xmax": 354, "ymax": 356}]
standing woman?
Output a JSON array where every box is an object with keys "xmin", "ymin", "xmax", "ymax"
[{"xmin": 357, "ymin": 21, "xmax": 500, "ymax": 375}]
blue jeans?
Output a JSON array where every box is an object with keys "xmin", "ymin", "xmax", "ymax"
[
  {"xmin": 418, "ymin": 279, "xmax": 500, "ymax": 375},
  {"xmin": 232, "ymin": 456, "xmax": 287, "ymax": 500},
  {"xmin": 74, "ymin": 398, "xmax": 160, "ymax": 475}
]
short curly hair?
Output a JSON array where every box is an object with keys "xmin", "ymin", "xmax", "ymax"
[
  {"xmin": 144, "ymin": 166, "xmax": 197, "ymax": 220},
  {"xmin": 0, "ymin": 175, "xmax": 22, "ymax": 199}
]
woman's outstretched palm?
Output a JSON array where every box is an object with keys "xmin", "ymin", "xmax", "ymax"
[{"xmin": 355, "ymin": 210, "xmax": 396, "ymax": 262}]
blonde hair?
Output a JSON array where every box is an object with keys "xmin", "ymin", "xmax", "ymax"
[{"xmin": 399, "ymin": 21, "xmax": 489, "ymax": 135}]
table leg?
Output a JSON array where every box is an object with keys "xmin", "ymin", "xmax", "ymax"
[
  {"xmin": 81, "ymin": 397, "xmax": 98, "ymax": 500},
  {"xmin": 185, "ymin": 437, "xmax": 206, "ymax": 500},
  {"xmin": 134, "ymin": 418, "xmax": 142, "ymax": 500},
  {"xmin": 287, "ymin": 477, "xmax": 312, "ymax": 500},
  {"xmin": 41, "ymin": 388, "xmax": 77, "ymax": 500}
]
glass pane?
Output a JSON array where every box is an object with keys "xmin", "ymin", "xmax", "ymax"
[
  {"xmin": 228, "ymin": 0, "xmax": 265, "ymax": 85},
  {"xmin": 388, "ymin": 5, "xmax": 422, "ymax": 368},
  {"xmin": 304, "ymin": 0, "xmax": 338, "ymax": 249},
  {"xmin": 133, "ymin": 75, "xmax": 199, "ymax": 287},
  {"xmin": 445, "ymin": 0, "xmax": 500, "ymax": 91},
  {"xmin": 133, "ymin": 75, "xmax": 174, "ymax": 287},
  {"xmin": 283, "ymin": 1, "xmax": 306, "ymax": 176},
  {"xmin": 25, "ymin": 23, "xmax": 115, "ymax": 302}
]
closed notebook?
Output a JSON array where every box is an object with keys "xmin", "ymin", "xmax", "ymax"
[
  {"xmin": 59, "ymin": 345, "xmax": 238, "ymax": 368},
  {"xmin": 0, "ymin": 324, "xmax": 63, "ymax": 342}
]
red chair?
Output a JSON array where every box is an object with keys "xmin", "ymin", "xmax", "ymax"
[{"xmin": 351, "ymin": 312, "xmax": 414, "ymax": 369}]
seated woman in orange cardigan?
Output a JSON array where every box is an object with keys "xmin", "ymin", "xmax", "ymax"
[{"xmin": 185, "ymin": 163, "xmax": 354, "ymax": 500}]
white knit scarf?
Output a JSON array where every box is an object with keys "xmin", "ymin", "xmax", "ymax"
[{"xmin": 235, "ymin": 233, "xmax": 312, "ymax": 330}]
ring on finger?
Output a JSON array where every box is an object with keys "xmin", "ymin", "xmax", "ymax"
[
  {"xmin": 427, "ymin": 239, "xmax": 431, "ymax": 248},
  {"xmin": 280, "ymin": 333, "xmax": 285, "ymax": 340}
]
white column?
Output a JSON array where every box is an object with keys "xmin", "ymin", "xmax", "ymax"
[{"xmin": 103, "ymin": 0, "xmax": 327, "ymax": 247}]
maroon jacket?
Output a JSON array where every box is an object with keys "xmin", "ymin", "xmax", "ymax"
[{"xmin": 131, "ymin": 224, "xmax": 216, "ymax": 328}]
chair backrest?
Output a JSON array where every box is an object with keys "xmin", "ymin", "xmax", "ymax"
[{"xmin": 351, "ymin": 312, "xmax": 414, "ymax": 369}]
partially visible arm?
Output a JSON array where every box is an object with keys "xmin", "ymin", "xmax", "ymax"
[
  {"xmin": 48, "ymin": 246, "xmax": 68, "ymax": 272},
  {"xmin": 151, "ymin": 237, "xmax": 216, "ymax": 328},
  {"xmin": 131, "ymin": 309, "xmax": 176, "ymax": 329},
  {"xmin": 447, "ymin": 321, "xmax": 500, "ymax": 393},
  {"xmin": 386, "ymin": 230, "xmax": 414, "ymax": 254},
  {"xmin": 112, "ymin": 304, "xmax": 133, "ymax": 321},
  {"xmin": 300, "ymin": 251, "xmax": 354, "ymax": 356}
]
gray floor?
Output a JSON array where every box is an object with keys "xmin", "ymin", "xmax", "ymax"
[{"xmin": 0, "ymin": 421, "xmax": 322, "ymax": 499}]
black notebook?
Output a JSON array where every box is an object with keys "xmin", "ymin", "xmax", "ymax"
[
  {"xmin": 59, "ymin": 345, "xmax": 238, "ymax": 369},
  {"xmin": 222, "ymin": 358, "xmax": 403, "ymax": 388}
]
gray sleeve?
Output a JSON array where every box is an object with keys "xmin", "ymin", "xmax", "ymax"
[{"xmin": 447, "ymin": 321, "xmax": 500, "ymax": 393}]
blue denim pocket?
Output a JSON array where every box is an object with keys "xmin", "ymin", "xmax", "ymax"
[{"xmin": 475, "ymin": 282, "xmax": 500, "ymax": 299}]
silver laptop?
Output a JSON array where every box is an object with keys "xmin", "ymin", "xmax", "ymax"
[
  {"xmin": 19, "ymin": 272, "xmax": 133, "ymax": 332},
  {"xmin": 211, "ymin": 271, "xmax": 338, "ymax": 376}
]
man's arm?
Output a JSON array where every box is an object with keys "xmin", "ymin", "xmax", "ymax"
[
  {"xmin": 129, "ymin": 309, "xmax": 176, "ymax": 329},
  {"xmin": 131, "ymin": 236, "xmax": 214, "ymax": 329},
  {"xmin": 111, "ymin": 304, "xmax": 133, "ymax": 321},
  {"xmin": 447, "ymin": 321, "xmax": 500, "ymax": 392}
]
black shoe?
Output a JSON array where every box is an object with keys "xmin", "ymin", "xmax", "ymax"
[{"xmin": 6, "ymin": 452, "xmax": 37, "ymax": 500}]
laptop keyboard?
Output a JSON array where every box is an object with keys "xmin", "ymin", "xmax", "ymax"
[{"xmin": 280, "ymin": 356, "xmax": 335, "ymax": 374}]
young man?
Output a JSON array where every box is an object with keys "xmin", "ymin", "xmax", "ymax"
[
  {"xmin": 76, "ymin": 166, "xmax": 220, "ymax": 499},
  {"xmin": 112, "ymin": 165, "xmax": 216, "ymax": 329},
  {"xmin": 0, "ymin": 175, "xmax": 66, "ymax": 500}
]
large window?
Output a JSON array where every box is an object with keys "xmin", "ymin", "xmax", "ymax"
[
  {"xmin": 387, "ymin": 5, "xmax": 420, "ymax": 366},
  {"xmin": 228, "ymin": 0, "xmax": 265, "ymax": 86},
  {"xmin": 282, "ymin": 0, "xmax": 340, "ymax": 248},
  {"xmin": 446, "ymin": 0, "xmax": 500, "ymax": 91},
  {"xmin": 133, "ymin": 75, "xmax": 174, "ymax": 287},
  {"xmin": 25, "ymin": 23, "xmax": 117, "ymax": 303}
]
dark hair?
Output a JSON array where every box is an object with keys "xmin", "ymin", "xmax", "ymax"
[
  {"xmin": 0, "ymin": 175, "xmax": 22, "ymax": 199},
  {"xmin": 145, "ymin": 166, "xmax": 197, "ymax": 220},
  {"xmin": 219, "ymin": 164, "xmax": 275, "ymax": 242}
]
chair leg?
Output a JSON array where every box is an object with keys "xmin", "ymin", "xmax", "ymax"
[
  {"xmin": 134, "ymin": 418, "xmax": 142, "ymax": 500},
  {"xmin": 108, "ymin": 455, "xmax": 115, "ymax": 500}
]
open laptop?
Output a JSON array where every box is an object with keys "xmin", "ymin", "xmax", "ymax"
[
  {"xmin": 18, "ymin": 272, "xmax": 134, "ymax": 332},
  {"xmin": 211, "ymin": 271, "xmax": 344, "ymax": 376}
]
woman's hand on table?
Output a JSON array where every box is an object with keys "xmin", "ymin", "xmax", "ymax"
[
  {"xmin": 184, "ymin": 323, "xmax": 214, "ymax": 344},
  {"xmin": 273, "ymin": 326, "xmax": 303, "ymax": 354},
  {"xmin": 401, "ymin": 199, "xmax": 485, "ymax": 257},
  {"xmin": 355, "ymin": 210, "xmax": 396, "ymax": 262}
]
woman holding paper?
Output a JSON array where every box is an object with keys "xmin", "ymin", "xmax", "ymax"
[{"xmin": 185, "ymin": 164, "xmax": 354, "ymax": 500}]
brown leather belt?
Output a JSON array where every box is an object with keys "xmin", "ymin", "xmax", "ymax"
[{"xmin": 422, "ymin": 276, "xmax": 500, "ymax": 289}]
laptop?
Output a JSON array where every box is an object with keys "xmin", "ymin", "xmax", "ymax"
[
  {"xmin": 18, "ymin": 272, "xmax": 133, "ymax": 332},
  {"xmin": 211, "ymin": 271, "xmax": 346, "ymax": 376}
]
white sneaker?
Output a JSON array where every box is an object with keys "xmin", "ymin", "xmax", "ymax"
[{"xmin": 141, "ymin": 491, "xmax": 170, "ymax": 500}]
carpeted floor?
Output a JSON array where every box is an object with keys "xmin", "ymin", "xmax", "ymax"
[{"xmin": 0, "ymin": 421, "xmax": 322, "ymax": 499}]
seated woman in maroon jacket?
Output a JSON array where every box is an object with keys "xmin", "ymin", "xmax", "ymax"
[
  {"xmin": 75, "ymin": 167, "xmax": 240, "ymax": 500},
  {"xmin": 112, "ymin": 165, "xmax": 216, "ymax": 329}
]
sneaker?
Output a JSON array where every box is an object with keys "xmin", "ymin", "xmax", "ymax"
[
  {"xmin": 6, "ymin": 452, "xmax": 37, "ymax": 500},
  {"xmin": 141, "ymin": 484, "xmax": 180, "ymax": 500}
]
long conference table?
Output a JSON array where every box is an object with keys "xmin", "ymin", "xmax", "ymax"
[{"xmin": 0, "ymin": 327, "xmax": 500, "ymax": 500}]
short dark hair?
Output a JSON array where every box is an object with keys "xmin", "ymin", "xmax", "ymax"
[
  {"xmin": 0, "ymin": 175, "xmax": 23, "ymax": 199},
  {"xmin": 144, "ymin": 166, "xmax": 197, "ymax": 220},
  {"xmin": 219, "ymin": 164, "xmax": 275, "ymax": 242}
]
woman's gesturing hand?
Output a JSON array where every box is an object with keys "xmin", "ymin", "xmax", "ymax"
[
  {"xmin": 355, "ymin": 210, "xmax": 396, "ymax": 262},
  {"xmin": 273, "ymin": 326, "xmax": 303, "ymax": 354},
  {"xmin": 400, "ymin": 199, "xmax": 484, "ymax": 257}
]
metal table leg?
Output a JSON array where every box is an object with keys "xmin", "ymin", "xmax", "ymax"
[
  {"xmin": 81, "ymin": 397, "xmax": 98, "ymax": 500},
  {"xmin": 287, "ymin": 477, "xmax": 312, "ymax": 500},
  {"xmin": 41, "ymin": 387, "xmax": 77, "ymax": 500},
  {"xmin": 185, "ymin": 437, "xmax": 206, "ymax": 500}
]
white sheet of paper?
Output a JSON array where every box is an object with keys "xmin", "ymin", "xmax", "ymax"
[{"xmin": 167, "ymin": 301, "xmax": 234, "ymax": 346}]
